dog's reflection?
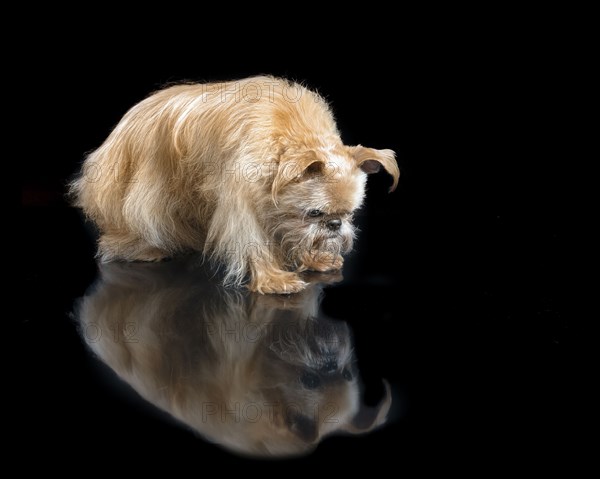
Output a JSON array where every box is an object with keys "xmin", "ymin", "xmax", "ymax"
[{"xmin": 74, "ymin": 259, "xmax": 391, "ymax": 457}]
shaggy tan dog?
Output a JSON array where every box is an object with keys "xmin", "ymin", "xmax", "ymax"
[{"xmin": 70, "ymin": 76, "xmax": 398, "ymax": 293}]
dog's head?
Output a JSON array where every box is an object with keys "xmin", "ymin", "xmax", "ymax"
[
  {"xmin": 228, "ymin": 293, "xmax": 392, "ymax": 457},
  {"xmin": 259, "ymin": 314, "xmax": 361, "ymax": 444},
  {"xmin": 269, "ymin": 145, "xmax": 399, "ymax": 269}
]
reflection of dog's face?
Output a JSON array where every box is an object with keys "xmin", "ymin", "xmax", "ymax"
[
  {"xmin": 75, "ymin": 260, "xmax": 391, "ymax": 457},
  {"xmin": 261, "ymin": 314, "xmax": 357, "ymax": 443}
]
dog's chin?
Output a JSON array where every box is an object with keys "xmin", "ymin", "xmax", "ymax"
[
  {"xmin": 317, "ymin": 233, "xmax": 353, "ymax": 253},
  {"xmin": 277, "ymin": 223, "xmax": 354, "ymax": 268},
  {"xmin": 268, "ymin": 317, "xmax": 353, "ymax": 370}
]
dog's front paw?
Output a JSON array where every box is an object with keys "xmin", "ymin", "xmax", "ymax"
[
  {"xmin": 299, "ymin": 251, "xmax": 344, "ymax": 272},
  {"xmin": 249, "ymin": 270, "xmax": 307, "ymax": 295}
]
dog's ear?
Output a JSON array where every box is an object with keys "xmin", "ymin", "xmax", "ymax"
[
  {"xmin": 344, "ymin": 380, "xmax": 392, "ymax": 434},
  {"xmin": 348, "ymin": 146, "xmax": 399, "ymax": 192},
  {"xmin": 272, "ymin": 150, "xmax": 326, "ymax": 202}
]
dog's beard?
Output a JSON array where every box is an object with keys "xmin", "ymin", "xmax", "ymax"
[
  {"xmin": 270, "ymin": 218, "xmax": 355, "ymax": 270},
  {"xmin": 268, "ymin": 317, "xmax": 354, "ymax": 372}
]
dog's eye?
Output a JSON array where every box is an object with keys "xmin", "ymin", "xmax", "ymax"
[
  {"xmin": 300, "ymin": 372, "xmax": 321, "ymax": 389},
  {"xmin": 307, "ymin": 209, "xmax": 323, "ymax": 218}
]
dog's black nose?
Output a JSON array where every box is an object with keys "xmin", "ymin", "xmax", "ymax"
[{"xmin": 327, "ymin": 219, "xmax": 342, "ymax": 231}]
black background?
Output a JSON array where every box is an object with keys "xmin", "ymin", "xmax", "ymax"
[{"xmin": 21, "ymin": 18, "xmax": 575, "ymax": 473}]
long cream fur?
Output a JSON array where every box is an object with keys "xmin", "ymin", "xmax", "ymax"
[{"xmin": 70, "ymin": 76, "xmax": 399, "ymax": 293}]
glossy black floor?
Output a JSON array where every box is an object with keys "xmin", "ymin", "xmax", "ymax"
[{"xmin": 21, "ymin": 55, "xmax": 573, "ymax": 469}]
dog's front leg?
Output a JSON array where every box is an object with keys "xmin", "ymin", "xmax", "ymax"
[
  {"xmin": 248, "ymin": 247, "xmax": 307, "ymax": 294},
  {"xmin": 206, "ymin": 200, "xmax": 306, "ymax": 294}
]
